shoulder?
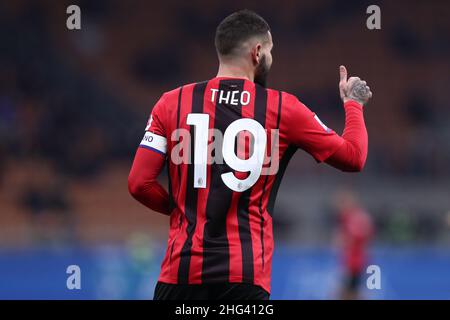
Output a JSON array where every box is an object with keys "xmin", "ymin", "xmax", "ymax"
[
  {"xmin": 262, "ymin": 87, "xmax": 302, "ymax": 104},
  {"xmin": 279, "ymin": 91, "xmax": 302, "ymax": 106},
  {"xmin": 160, "ymin": 81, "xmax": 204, "ymax": 101},
  {"xmin": 275, "ymin": 91, "xmax": 314, "ymax": 120},
  {"xmin": 159, "ymin": 86, "xmax": 182, "ymax": 103}
]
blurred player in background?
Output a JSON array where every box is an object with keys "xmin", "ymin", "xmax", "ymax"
[
  {"xmin": 128, "ymin": 9, "xmax": 372, "ymax": 300},
  {"xmin": 334, "ymin": 190, "xmax": 374, "ymax": 300}
]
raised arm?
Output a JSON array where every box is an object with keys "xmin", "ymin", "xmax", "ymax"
[
  {"xmin": 325, "ymin": 65, "xmax": 371, "ymax": 171},
  {"xmin": 324, "ymin": 100, "xmax": 367, "ymax": 171},
  {"xmin": 282, "ymin": 66, "xmax": 372, "ymax": 172}
]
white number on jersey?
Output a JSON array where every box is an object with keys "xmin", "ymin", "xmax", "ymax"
[{"xmin": 187, "ymin": 113, "xmax": 266, "ymax": 192}]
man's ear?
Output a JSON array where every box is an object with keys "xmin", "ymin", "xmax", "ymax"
[{"xmin": 251, "ymin": 43, "xmax": 262, "ymax": 65}]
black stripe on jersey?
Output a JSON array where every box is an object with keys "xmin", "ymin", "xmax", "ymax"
[
  {"xmin": 267, "ymin": 145, "xmax": 297, "ymax": 216},
  {"xmin": 202, "ymin": 79, "xmax": 245, "ymax": 282},
  {"xmin": 169, "ymin": 87, "xmax": 184, "ymax": 214},
  {"xmin": 175, "ymin": 86, "xmax": 183, "ymax": 206},
  {"xmin": 170, "ymin": 87, "xmax": 184, "ymax": 267},
  {"xmin": 178, "ymin": 82, "xmax": 207, "ymax": 283},
  {"xmin": 259, "ymin": 91, "xmax": 282, "ymax": 218},
  {"xmin": 237, "ymin": 84, "xmax": 267, "ymax": 283},
  {"xmin": 253, "ymin": 84, "xmax": 268, "ymax": 126},
  {"xmin": 167, "ymin": 163, "xmax": 175, "ymax": 213},
  {"xmin": 257, "ymin": 90, "xmax": 282, "ymax": 270},
  {"xmin": 177, "ymin": 87, "xmax": 184, "ymax": 230}
]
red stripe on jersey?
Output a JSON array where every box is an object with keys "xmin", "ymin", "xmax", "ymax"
[
  {"xmin": 258, "ymin": 143, "xmax": 295, "ymax": 292},
  {"xmin": 158, "ymin": 83, "xmax": 196, "ymax": 283},
  {"xmin": 226, "ymin": 191, "xmax": 243, "ymax": 282},
  {"xmin": 159, "ymin": 87, "xmax": 182, "ymax": 281},
  {"xmin": 168, "ymin": 88, "xmax": 183, "ymax": 211},
  {"xmin": 178, "ymin": 82, "xmax": 208, "ymax": 283}
]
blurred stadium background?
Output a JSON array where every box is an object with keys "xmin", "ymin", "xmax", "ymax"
[{"xmin": 1, "ymin": 0, "xmax": 449, "ymax": 299}]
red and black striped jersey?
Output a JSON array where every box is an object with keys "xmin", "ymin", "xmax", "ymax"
[{"xmin": 139, "ymin": 76, "xmax": 365, "ymax": 293}]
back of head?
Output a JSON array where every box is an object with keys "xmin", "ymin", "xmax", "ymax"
[{"xmin": 215, "ymin": 9, "xmax": 270, "ymax": 59}]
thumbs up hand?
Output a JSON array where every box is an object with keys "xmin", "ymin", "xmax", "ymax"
[{"xmin": 339, "ymin": 65, "xmax": 372, "ymax": 106}]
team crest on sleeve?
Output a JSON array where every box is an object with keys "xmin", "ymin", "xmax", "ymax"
[{"xmin": 314, "ymin": 114, "xmax": 332, "ymax": 132}]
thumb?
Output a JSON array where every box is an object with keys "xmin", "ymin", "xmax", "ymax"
[
  {"xmin": 339, "ymin": 65, "xmax": 347, "ymax": 84},
  {"xmin": 339, "ymin": 65, "xmax": 348, "ymax": 99}
]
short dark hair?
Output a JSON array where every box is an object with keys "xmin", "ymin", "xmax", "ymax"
[{"xmin": 215, "ymin": 9, "xmax": 270, "ymax": 57}]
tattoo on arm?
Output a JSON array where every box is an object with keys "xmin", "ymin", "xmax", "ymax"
[{"xmin": 348, "ymin": 80, "xmax": 370, "ymax": 105}]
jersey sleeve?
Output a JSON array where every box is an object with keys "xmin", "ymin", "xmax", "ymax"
[
  {"xmin": 281, "ymin": 93, "xmax": 345, "ymax": 163},
  {"xmin": 140, "ymin": 94, "xmax": 168, "ymax": 156},
  {"xmin": 129, "ymin": 93, "xmax": 170, "ymax": 215},
  {"xmin": 128, "ymin": 146, "xmax": 170, "ymax": 215}
]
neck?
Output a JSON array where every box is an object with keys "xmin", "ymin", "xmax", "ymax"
[{"xmin": 216, "ymin": 62, "xmax": 254, "ymax": 82}]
